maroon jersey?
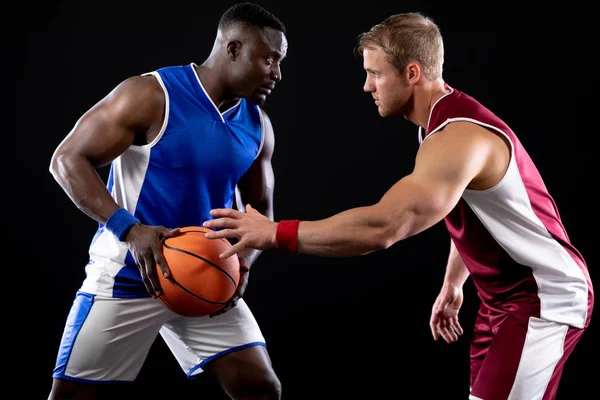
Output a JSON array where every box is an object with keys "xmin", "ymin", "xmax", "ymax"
[{"xmin": 420, "ymin": 85, "xmax": 593, "ymax": 329}]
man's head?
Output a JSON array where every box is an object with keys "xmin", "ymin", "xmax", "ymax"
[
  {"xmin": 215, "ymin": 3, "xmax": 287, "ymax": 106},
  {"xmin": 356, "ymin": 12, "xmax": 444, "ymax": 117}
]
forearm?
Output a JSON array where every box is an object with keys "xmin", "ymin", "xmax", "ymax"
[
  {"xmin": 443, "ymin": 240, "xmax": 470, "ymax": 287},
  {"xmin": 292, "ymin": 175, "xmax": 454, "ymax": 257},
  {"xmin": 50, "ymin": 153, "xmax": 119, "ymax": 223},
  {"xmin": 295, "ymin": 205, "xmax": 410, "ymax": 257}
]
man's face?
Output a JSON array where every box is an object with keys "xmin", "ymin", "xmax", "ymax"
[
  {"xmin": 362, "ymin": 46, "xmax": 410, "ymax": 118},
  {"xmin": 230, "ymin": 26, "xmax": 288, "ymax": 106}
]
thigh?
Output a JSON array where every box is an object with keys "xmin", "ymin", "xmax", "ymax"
[
  {"xmin": 160, "ymin": 299, "xmax": 267, "ymax": 378},
  {"xmin": 53, "ymin": 291, "xmax": 171, "ymax": 383},
  {"xmin": 470, "ymin": 317, "xmax": 573, "ymax": 400}
]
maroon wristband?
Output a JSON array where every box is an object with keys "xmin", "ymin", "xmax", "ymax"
[{"xmin": 275, "ymin": 220, "xmax": 300, "ymax": 254}]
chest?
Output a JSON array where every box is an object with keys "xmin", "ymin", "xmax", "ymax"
[{"xmin": 152, "ymin": 110, "xmax": 261, "ymax": 177}]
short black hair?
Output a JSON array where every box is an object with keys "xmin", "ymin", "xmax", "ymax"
[{"xmin": 218, "ymin": 3, "xmax": 286, "ymax": 34}]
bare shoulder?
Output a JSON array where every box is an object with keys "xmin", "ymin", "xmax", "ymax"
[
  {"xmin": 434, "ymin": 121, "xmax": 494, "ymax": 142},
  {"xmin": 421, "ymin": 121, "xmax": 500, "ymax": 156},
  {"xmin": 438, "ymin": 121, "xmax": 511, "ymax": 149},
  {"xmin": 419, "ymin": 120, "xmax": 509, "ymax": 190},
  {"xmin": 416, "ymin": 121, "xmax": 496, "ymax": 169},
  {"xmin": 88, "ymin": 74, "xmax": 165, "ymax": 134},
  {"xmin": 107, "ymin": 75, "xmax": 164, "ymax": 111}
]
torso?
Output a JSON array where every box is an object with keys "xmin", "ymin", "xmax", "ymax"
[
  {"xmin": 81, "ymin": 63, "xmax": 266, "ymax": 298},
  {"xmin": 420, "ymin": 85, "xmax": 593, "ymax": 329}
]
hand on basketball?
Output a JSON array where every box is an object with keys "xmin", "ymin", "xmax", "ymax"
[
  {"xmin": 124, "ymin": 224, "xmax": 181, "ymax": 298},
  {"xmin": 203, "ymin": 204, "xmax": 277, "ymax": 259},
  {"xmin": 210, "ymin": 263, "xmax": 250, "ymax": 318},
  {"xmin": 430, "ymin": 284, "xmax": 464, "ymax": 343}
]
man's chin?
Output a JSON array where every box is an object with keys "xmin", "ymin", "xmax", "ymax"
[
  {"xmin": 377, "ymin": 107, "xmax": 389, "ymax": 117},
  {"xmin": 378, "ymin": 106, "xmax": 404, "ymax": 118},
  {"xmin": 248, "ymin": 95, "xmax": 267, "ymax": 107}
]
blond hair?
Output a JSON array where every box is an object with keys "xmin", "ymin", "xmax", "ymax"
[{"xmin": 356, "ymin": 12, "xmax": 444, "ymax": 79}]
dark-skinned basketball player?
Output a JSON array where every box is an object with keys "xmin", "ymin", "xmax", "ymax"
[
  {"xmin": 47, "ymin": 3, "xmax": 286, "ymax": 399},
  {"xmin": 203, "ymin": 12, "xmax": 593, "ymax": 400}
]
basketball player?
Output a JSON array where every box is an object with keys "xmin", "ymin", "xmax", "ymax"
[
  {"xmin": 203, "ymin": 12, "xmax": 594, "ymax": 400},
  {"xmin": 47, "ymin": 3, "xmax": 286, "ymax": 399}
]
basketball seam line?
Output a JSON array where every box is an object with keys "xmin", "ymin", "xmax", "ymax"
[
  {"xmin": 164, "ymin": 278, "xmax": 228, "ymax": 305},
  {"xmin": 162, "ymin": 242, "xmax": 238, "ymax": 288}
]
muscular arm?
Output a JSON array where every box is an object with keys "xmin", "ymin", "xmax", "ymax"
[
  {"xmin": 233, "ymin": 109, "xmax": 276, "ymax": 267},
  {"xmin": 294, "ymin": 123, "xmax": 495, "ymax": 256},
  {"xmin": 204, "ymin": 122, "xmax": 507, "ymax": 260},
  {"xmin": 49, "ymin": 75, "xmax": 165, "ymax": 223}
]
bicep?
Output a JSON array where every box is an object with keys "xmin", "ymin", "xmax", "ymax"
[
  {"xmin": 53, "ymin": 76, "xmax": 162, "ymax": 167},
  {"xmin": 375, "ymin": 126, "xmax": 489, "ymax": 227},
  {"xmin": 376, "ymin": 173, "xmax": 461, "ymax": 226},
  {"xmin": 412, "ymin": 125, "xmax": 490, "ymax": 211}
]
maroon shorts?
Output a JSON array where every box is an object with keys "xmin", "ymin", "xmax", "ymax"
[{"xmin": 469, "ymin": 304, "xmax": 586, "ymax": 400}]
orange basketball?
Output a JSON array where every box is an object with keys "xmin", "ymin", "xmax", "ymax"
[{"xmin": 156, "ymin": 226, "xmax": 240, "ymax": 317}]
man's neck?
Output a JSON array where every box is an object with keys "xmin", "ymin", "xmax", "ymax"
[{"xmin": 409, "ymin": 79, "xmax": 449, "ymax": 129}]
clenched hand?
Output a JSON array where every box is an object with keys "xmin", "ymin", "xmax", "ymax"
[{"xmin": 124, "ymin": 224, "xmax": 181, "ymax": 297}]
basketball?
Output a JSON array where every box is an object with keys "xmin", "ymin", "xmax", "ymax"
[{"xmin": 156, "ymin": 226, "xmax": 240, "ymax": 317}]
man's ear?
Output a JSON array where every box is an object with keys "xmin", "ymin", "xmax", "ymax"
[
  {"xmin": 227, "ymin": 40, "xmax": 242, "ymax": 60},
  {"xmin": 406, "ymin": 62, "xmax": 421, "ymax": 84}
]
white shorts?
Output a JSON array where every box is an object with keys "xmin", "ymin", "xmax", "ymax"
[{"xmin": 52, "ymin": 291, "xmax": 266, "ymax": 383}]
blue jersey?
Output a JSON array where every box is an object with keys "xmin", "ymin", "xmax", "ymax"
[{"xmin": 81, "ymin": 63, "xmax": 266, "ymax": 298}]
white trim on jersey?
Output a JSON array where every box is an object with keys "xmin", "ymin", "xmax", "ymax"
[
  {"xmin": 419, "ymin": 85, "xmax": 455, "ymax": 144},
  {"xmin": 190, "ymin": 62, "xmax": 240, "ymax": 122},
  {"xmin": 233, "ymin": 107, "xmax": 267, "ymax": 209},
  {"xmin": 83, "ymin": 72, "xmax": 171, "ymax": 296},
  {"xmin": 138, "ymin": 71, "xmax": 170, "ymax": 149},
  {"xmin": 256, "ymin": 107, "xmax": 267, "ymax": 159}
]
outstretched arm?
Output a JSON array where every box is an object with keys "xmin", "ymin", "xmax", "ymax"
[{"xmin": 205, "ymin": 122, "xmax": 496, "ymax": 259}]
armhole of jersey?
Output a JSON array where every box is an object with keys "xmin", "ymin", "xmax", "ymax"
[
  {"xmin": 256, "ymin": 107, "xmax": 267, "ymax": 160},
  {"xmin": 132, "ymin": 71, "xmax": 170, "ymax": 149},
  {"xmin": 426, "ymin": 117, "xmax": 516, "ymax": 195},
  {"xmin": 234, "ymin": 106, "xmax": 266, "ymax": 208}
]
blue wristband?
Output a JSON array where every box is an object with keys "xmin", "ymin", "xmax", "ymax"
[{"xmin": 105, "ymin": 208, "xmax": 140, "ymax": 241}]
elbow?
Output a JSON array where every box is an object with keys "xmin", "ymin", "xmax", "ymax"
[
  {"xmin": 49, "ymin": 151, "xmax": 81, "ymax": 187},
  {"xmin": 49, "ymin": 151, "xmax": 64, "ymax": 180},
  {"xmin": 370, "ymin": 209, "xmax": 420, "ymax": 251},
  {"xmin": 379, "ymin": 230, "xmax": 399, "ymax": 251},
  {"xmin": 365, "ymin": 195, "xmax": 448, "ymax": 252},
  {"xmin": 368, "ymin": 224, "xmax": 400, "ymax": 252},
  {"xmin": 359, "ymin": 206, "xmax": 402, "ymax": 252},
  {"xmin": 49, "ymin": 151, "xmax": 74, "ymax": 183}
]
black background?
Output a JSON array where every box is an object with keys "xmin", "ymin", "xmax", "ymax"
[{"xmin": 8, "ymin": 1, "xmax": 596, "ymax": 399}]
